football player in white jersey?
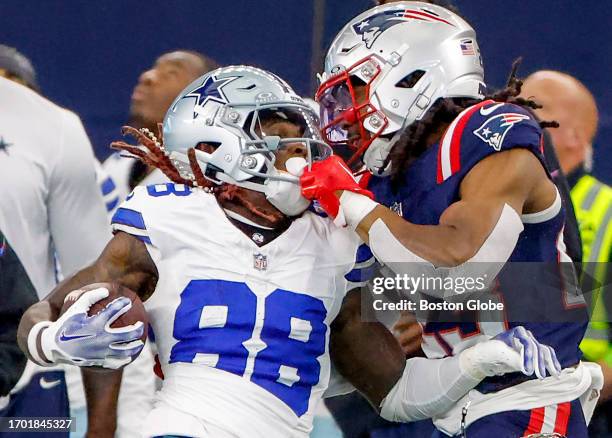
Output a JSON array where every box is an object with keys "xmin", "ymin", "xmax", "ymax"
[{"xmin": 18, "ymin": 66, "xmax": 560, "ymax": 438}]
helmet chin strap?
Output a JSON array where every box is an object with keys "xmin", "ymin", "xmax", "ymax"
[
  {"xmin": 264, "ymin": 157, "xmax": 310, "ymax": 216},
  {"xmin": 363, "ymin": 105, "xmax": 422, "ymax": 176},
  {"xmin": 364, "ymin": 136, "xmax": 394, "ymax": 176},
  {"xmin": 216, "ymin": 156, "xmax": 310, "ymax": 217},
  {"xmin": 177, "ymin": 148, "xmax": 311, "ymax": 217},
  {"xmin": 223, "ymin": 208, "xmax": 275, "ymax": 230}
]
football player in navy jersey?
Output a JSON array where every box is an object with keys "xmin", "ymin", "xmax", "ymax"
[
  {"xmin": 17, "ymin": 66, "xmax": 561, "ymax": 438},
  {"xmin": 304, "ymin": 1, "xmax": 601, "ymax": 436}
]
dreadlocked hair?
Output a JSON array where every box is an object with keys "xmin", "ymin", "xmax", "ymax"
[
  {"xmin": 387, "ymin": 58, "xmax": 559, "ymax": 190},
  {"xmin": 111, "ymin": 124, "xmax": 194, "ymax": 186},
  {"xmin": 110, "ymin": 124, "xmax": 286, "ymax": 224}
]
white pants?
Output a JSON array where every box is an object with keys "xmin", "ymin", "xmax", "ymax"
[{"xmin": 142, "ymin": 401, "xmax": 236, "ymax": 438}]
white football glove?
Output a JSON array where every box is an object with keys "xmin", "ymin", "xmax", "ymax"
[
  {"xmin": 28, "ymin": 287, "xmax": 145, "ymax": 369},
  {"xmin": 460, "ymin": 326, "xmax": 562, "ymax": 380}
]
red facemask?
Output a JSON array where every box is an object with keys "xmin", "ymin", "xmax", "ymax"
[{"xmin": 316, "ymin": 55, "xmax": 389, "ymax": 171}]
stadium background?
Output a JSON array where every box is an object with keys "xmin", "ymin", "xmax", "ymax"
[{"xmin": 1, "ymin": 0, "xmax": 610, "ymax": 183}]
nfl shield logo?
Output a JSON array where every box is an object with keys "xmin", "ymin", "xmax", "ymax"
[{"xmin": 253, "ymin": 253, "xmax": 268, "ymax": 271}]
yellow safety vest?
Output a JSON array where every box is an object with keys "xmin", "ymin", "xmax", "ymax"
[{"xmin": 573, "ymin": 174, "xmax": 612, "ymax": 365}]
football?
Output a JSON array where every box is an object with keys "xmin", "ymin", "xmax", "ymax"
[{"xmin": 61, "ymin": 282, "xmax": 148, "ymax": 368}]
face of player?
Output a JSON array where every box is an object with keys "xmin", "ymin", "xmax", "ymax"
[
  {"xmin": 130, "ymin": 51, "xmax": 204, "ymax": 128},
  {"xmin": 258, "ymin": 119, "xmax": 309, "ymax": 172}
]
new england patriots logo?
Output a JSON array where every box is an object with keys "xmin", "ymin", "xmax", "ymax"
[
  {"xmin": 473, "ymin": 113, "xmax": 530, "ymax": 151},
  {"xmin": 178, "ymin": 75, "xmax": 239, "ymax": 118},
  {"xmin": 352, "ymin": 8, "xmax": 454, "ymax": 49}
]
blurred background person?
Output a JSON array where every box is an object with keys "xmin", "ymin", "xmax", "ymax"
[
  {"xmin": 0, "ymin": 47, "xmax": 42, "ymax": 399},
  {"xmin": 0, "ymin": 44, "xmax": 122, "ymax": 219},
  {"xmin": 0, "ymin": 67, "xmax": 110, "ymax": 437},
  {"xmin": 0, "ymin": 233, "xmax": 38, "ymax": 399},
  {"xmin": 102, "ymin": 50, "xmax": 219, "ymax": 201},
  {"xmin": 521, "ymin": 70, "xmax": 612, "ymax": 436},
  {"xmin": 0, "ymin": 44, "xmax": 39, "ymax": 91},
  {"xmin": 0, "ymin": 44, "xmax": 155, "ymax": 438}
]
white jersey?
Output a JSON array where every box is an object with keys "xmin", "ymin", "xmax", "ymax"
[
  {"xmin": 0, "ymin": 77, "xmax": 110, "ymax": 296},
  {"xmin": 111, "ymin": 183, "xmax": 367, "ymax": 438}
]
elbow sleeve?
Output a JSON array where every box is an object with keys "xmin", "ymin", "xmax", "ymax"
[{"xmin": 379, "ymin": 355, "xmax": 481, "ymax": 422}]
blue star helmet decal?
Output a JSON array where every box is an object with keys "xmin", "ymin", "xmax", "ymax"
[{"xmin": 179, "ymin": 75, "xmax": 239, "ymax": 118}]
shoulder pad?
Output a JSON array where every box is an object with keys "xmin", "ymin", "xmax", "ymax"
[
  {"xmin": 111, "ymin": 185, "xmax": 152, "ymax": 245},
  {"xmin": 437, "ymin": 100, "xmax": 543, "ymax": 183},
  {"xmin": 111, "ymin": 183, "xmax": 194, "ymax": 246}
]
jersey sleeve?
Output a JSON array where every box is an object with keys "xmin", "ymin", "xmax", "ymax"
[
  {"xmin": 94, "ymin": 159, "xmax": 121, "ymax": 216},
  {"xmin": 437, "ymin": 100, "xmax": 545, "ymax": 184},
  {"xmin": 48, "ymin": 110, "xmax": 111, "ymax": 277},
  {"xmin": 344, "ymin": 243, "xmax": 378, "ymax": 289},
  {"xmin": 111, "ymin": 185, "xmax": 154, "ymax": 246}
]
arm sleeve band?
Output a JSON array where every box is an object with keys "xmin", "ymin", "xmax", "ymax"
[
  {"xmin": 379, "ymin": 354, "xmax": 481, "ymax": 422},
  {"xmin": 27, "ymin": 321, "xmax": 53, "ymax": 367}
]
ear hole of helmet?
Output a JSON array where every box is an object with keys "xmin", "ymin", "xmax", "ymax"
[
  {"xmin": 395, "ymin": 70, "xmax": 426, "ymax": 89},
  {"xmin": 195, "ymin": 142, "xmax": 220, "ymax": 153}
]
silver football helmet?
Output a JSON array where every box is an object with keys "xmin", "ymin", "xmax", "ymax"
[
  {"xmin": 316, "ymin": 1, "xmax": 485, "ymax": 174},
  {"xmin": 163, "ymin": 65, "xmax": 331, "ymax": 215}
]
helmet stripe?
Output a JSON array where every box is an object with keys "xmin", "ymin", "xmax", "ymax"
[{"xmin": 403, "ymin": 9, "xmax": 454, "ymax": 26}]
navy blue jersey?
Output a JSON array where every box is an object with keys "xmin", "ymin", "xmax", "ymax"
[{"xmin": 368, "ymin": 100, "xmax": 588, "ymax": 392}]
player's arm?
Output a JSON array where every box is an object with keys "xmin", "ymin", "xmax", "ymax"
[
  {"xmin": 17, "ymin": 231, "xmax": 157, "ymax": 363},
  {"xmin": 303, "ymin": 149, "xmax": 554, "ymax": 267},
  {"xmin": 330, "ymin": 289, "xmax": 561, "ymax": 422},
  {"xmin": 357, "ymin": 149, "xmax": 553, "ymax": 266},
  {"xmin": 17, "ymin": 231, "xmax": 157, "ymax": 438}
]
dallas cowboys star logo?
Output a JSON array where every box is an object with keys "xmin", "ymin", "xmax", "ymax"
[
  {"xmin": 180, "ymin": 75, "xmax": 239, "ymax": 118},
  {"xmin": 0, "ymin": 136, "xmax": 12, "ymax": 154}
]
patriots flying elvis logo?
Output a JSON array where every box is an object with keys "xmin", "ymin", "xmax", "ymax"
[
  {"xmin": 177, "ymin": 75, "xmax": 239, "ymax": 118},
  {"xmin": 473, "ymin": 113, "xmax": 530, "ymax": 151},
  {"xmin": 352, "ymin": 8, "xmax": 454, "ymax": 49}
]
